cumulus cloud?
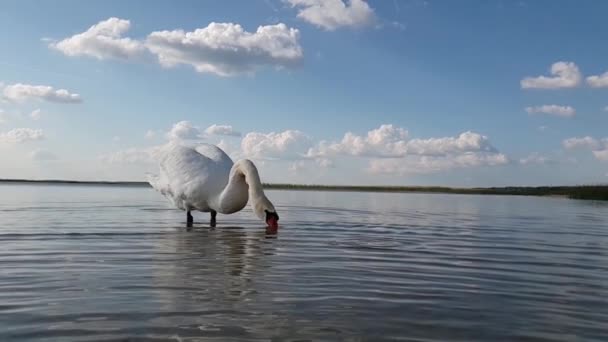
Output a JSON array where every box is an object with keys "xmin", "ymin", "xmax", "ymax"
[
  {"xmin": 205, "ymin": 124, "xmax": 241, "ymax": 137},
  {"xmin": 50, "ymin": 17, "xmax": 145, "ymax": 60},
  {"xmin": 307, "ymin": 124, "xmax": 408, "ymax": 158},
  {"xmin": 287, "ymin": 0, "xmax": 375, "ymax": 30},
  {"xmin": 405, "ymin": 132, "xmax": 498, "ymax": 156},
  {"xmin": 166, "ymin": 121, "xmax": 203, "ymax": 140},
  {"xmin": 563, "ymin": 136, "xmax": 608, "ymax": 162},
  {"xmin": 29, "ymin": 148, "xmax": 57, "ymax": 161},
  {"xmin": 146, "ymin": 22, "xmax": 303, "ymax": 76},
  {"xmin": 525, "ymin": 105, "xmax": 576, "ymax": 118},
  {"xmin": 307, "ymin": 125, "xmax": 496, "ymax": 158},
  {"xmin": 241, "ymin": 130, "xmax": 311, "ymax": 159},
  {"xmin": 2, "ymin": 83, "xmax": 82, "ymax": 103},
  {"xmin": 304, "ymin": 124, "xmax": 506, "ymax": 174},
  {"xmin": 0, "ymin": 128, "xmax": 44, "ymax": 144},
  {"xmin": 586, "ymin": 71, "xmax": 608, "ymax": 88},
  {"xmin": 520, "ymin": 61, "xmax": 581, "ymax": 89},
  {"xmin": 592, "ymin": 150, "xmax": 608, "ymax": 161},
  {"xmin": 368, "ymin": 153, "xmax": 509, "ymax": 175},
  {"xmin": 99, "ymin": 123, "xmax": 509, "ymax": 176},
  {"xmin": 216, "ymin": 139, "xmax": 241, "ymax": 159},
  {"xmin": 50, "ymin": 18, "xmax": 303, "ymax": 77},
  {"xmin": 563, "ymin": 136, "xmax": 601, "ymax": 150}
]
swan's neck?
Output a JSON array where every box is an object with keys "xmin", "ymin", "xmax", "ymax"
[{"xmin": 216, "ymin": 159, "xmax": 269, "ymax": 216}]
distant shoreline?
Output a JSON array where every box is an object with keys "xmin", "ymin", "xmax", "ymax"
[{"xmin": 1, "ymin": 178, "xmax": 607, "ymax": 201}]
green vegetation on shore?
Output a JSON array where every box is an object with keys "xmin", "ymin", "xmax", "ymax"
[
  {"xmin": 1, "ymin": 179, "xmax": 607, "ymax": 201},
  {"xmin": 264, "ymin": 183, "xmax": 608, "ymax": 201}
]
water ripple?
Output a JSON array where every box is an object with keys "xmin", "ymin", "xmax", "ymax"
[{"xmin": 1, "ymin": 185, "xmax": 608, "ymax": 341}]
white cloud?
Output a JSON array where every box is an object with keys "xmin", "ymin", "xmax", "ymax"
[
  {"xmin": 307, "ymin": 124, "xmax": 408, "ymax": 158},
  {"xmin": 103, "ymin": 124, "xmax": 506, "ymax": 178},
  {"xmin": 287, "ymin": 0, "xmax": 375, "ymax": 30},
  {"xmin": 50, "ymin": 18, "xmax": 303, "ymax": 77},
  {"xmin": 2, "ymin": 83, "xmax": 82, "ymax": 103},
  {"xmin": 205, "ymin": 124, "xmax": 242, "ymax": 137},
  {"xmin": 525, "ymin": 105, "xmax": 576, "ymax": 118},
  {"xmin": 368, "ymin": 153, "xmax": 509, "ymax": 175},
  {"xmin": 50, "ymin": 17, "xmax": 145, "ymax": 60},
  {"xmin": 593, "ymin": 150, "xmax": 608, "ymax": 161},
  {"xmin": 405, "ymin": 131, "xmax": 497, "ymax": 156},
  {"xmin": 0, "ymin": 128, "xmax": 44, "ymax": 144},
  {"xmin": 216, "ymin": 139, "xmax": 241, "ymax": 159},
  {"xmin": 0, "ymin": 109, "xmax": 5, "ymax": 124},
  {"xmin": 145, "ymin": 130, "xmax": 157, "ymax": 139},
  {"xmin": 586, "ymin": 71, "xmax": 608, "ymax": 88},
  {"xmin": 563, "ymin": 136, "xmax": 608, "ymax": 162},
  {"xmin": 95, "ymin": 123, "xmax": 510, "ymax": 179},
  {"xmin": 307, "ymin": 125, "xmax": 496, "ymax": 158},
  {"xmin": 520, "ymin": 61, "xmax": 581, "ymax": 89},
  {"xmin": 146, "ymin": 22, "xmax": 303, "ymax": 76},
  {"xmin": 304, "ymin": 124, "xmax": 505, "ymax": 175},
  {"xmin": 166, "ymin": 121, "xmax": 203, "ymax": 140},
  {"xmin": 30, "ymin": 109, "xmax": 41, "ymax": 120},
  {"xmin": 241, "ymin": 130, "xmax": 311, "ymax": 159},
  {"xmin": 29, "ymin": 149, "xmax": 57, "ymax": 161},
  {"xmin": 563, "ymin": 136, "xmax": 601, "ymax": 150},
  {"xmin": 100, "ymin": 146, "xmax": 161, "ymax": 164}
]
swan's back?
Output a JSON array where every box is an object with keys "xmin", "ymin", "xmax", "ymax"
[{"xmin": 148, "ymin": 142, "xmax": 234, "ymax": 211}]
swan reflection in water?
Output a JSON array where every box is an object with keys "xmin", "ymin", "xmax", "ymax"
[{"xmin": 152, "ymin": 226, "xmax": 279, "ymax": 312}]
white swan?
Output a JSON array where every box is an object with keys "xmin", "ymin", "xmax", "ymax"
[{"xmin": 148, "ymin": 142, "xmax": 279, "ymax": 229}]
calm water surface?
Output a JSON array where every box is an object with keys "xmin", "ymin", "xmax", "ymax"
[{"xmin": 1, "ymin": 184, "xmax": 608, "ymax": 341}]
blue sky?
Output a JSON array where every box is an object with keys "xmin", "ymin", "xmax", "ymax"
[{"xmin": 0, "ymin": 0, "xmax": 607, "ymax": 186}]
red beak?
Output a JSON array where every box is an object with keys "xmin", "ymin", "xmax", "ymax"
[
  {"xmin": 266, "ymin": 216, "xmax": 279, "ymax": 230},
  {"xmin": 265, "ymin": 211, "xmax": 279, "ymax": 234}
]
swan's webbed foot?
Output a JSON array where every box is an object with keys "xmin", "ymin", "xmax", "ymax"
[
  {"xmin": 187, "ymin": 210, "xmax": 193, "ymax": 227},
  {"xmin": 210, "ymin": 210, "xmax": 217, "ymax": 228}
]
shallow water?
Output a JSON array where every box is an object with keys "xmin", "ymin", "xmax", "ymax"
[{"xmin": 1, "ymin": 184, "xmax": 608, "ymax": 341}]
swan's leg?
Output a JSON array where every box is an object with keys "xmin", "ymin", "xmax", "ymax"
[
  {"xmin": 210, "ymin": 210, "xmax": 217, "ymax": 228},
  {"xmin": 187, "ymin": 210, "xmax": 193, "ymax": 227}
]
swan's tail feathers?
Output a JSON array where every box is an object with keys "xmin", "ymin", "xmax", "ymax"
[
  {"xmin": 147, "ymin": 173, "xmax": 181, "ymax": 209},
  {"xmin": 146, "ymin": 173, "xmax": 163, "ymax": 192},
  {"xmin": 146, "ymin": 172, "xmax": 174, "ymax": 201}
]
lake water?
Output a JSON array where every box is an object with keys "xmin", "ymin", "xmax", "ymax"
[{"xmin": 1, "ymin": 184, "xmax": 608, "ymax": 341}]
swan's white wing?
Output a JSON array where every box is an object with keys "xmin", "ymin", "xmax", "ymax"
[{"xmin": 150, "ymin": 142, "xmax": 233, "ymax": 211}]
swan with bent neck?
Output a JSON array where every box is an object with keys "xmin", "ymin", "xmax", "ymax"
[{"xmin": 148, "ymin": 142, "xmax": 279, "ymax": 229}]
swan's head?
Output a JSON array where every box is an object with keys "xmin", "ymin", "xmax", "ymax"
[
  {"xmin": 253, "ymin": 196, "xmax": 279, "ymax": 230},
  {"xmin": 265, "ymin": 210, "xmax": 279, "ymax": 231}
]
